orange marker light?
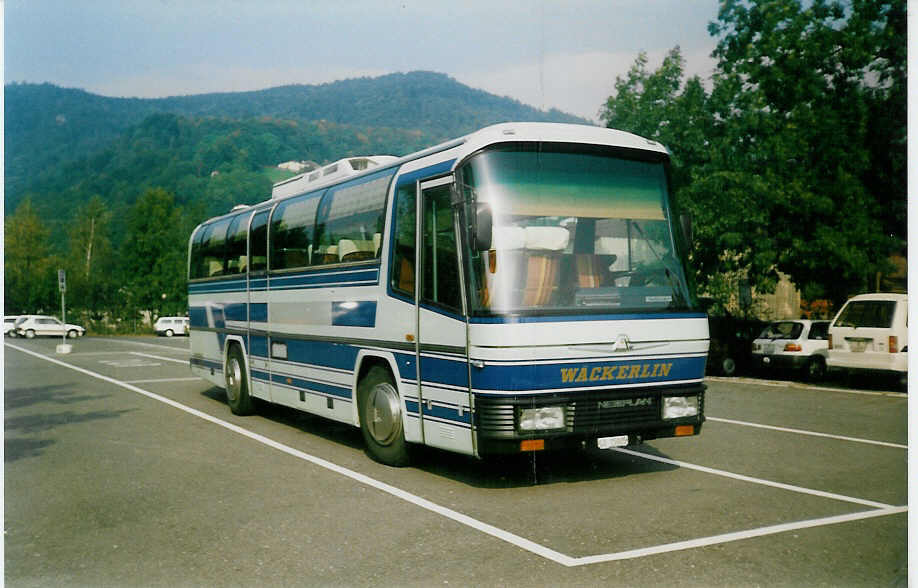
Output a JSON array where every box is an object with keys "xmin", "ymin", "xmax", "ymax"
[
  {"xmin": 674, "ymin": 425, "xmax": 694, "ymax": 437},
  {"xmin": 784, "ymin": 343, "xmax": 802, "ymax": 352},
  {"xmin": 520, "ymin": 439, "xmax": 545, "ymax": 452}
]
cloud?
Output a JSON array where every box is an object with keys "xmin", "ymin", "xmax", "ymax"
[
  {"xmin": 456, "ymin": 47, "xmax": 716, "ymax": 122},
  {"xmin": 91, "ymin": 64, "xmax": 393, "ymax": 98}
]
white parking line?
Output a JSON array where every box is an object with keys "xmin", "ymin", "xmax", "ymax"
[
  {"xmin": 7, "ymin": 341, "xmax": 908, "ymax": 568},
  {"xmin": 706, "ymin": 376, "xmax": 908, "ymax": 399},
  {"xmin": 93, "ymin": 337, "xmax": 190, "ymax": 353},
  {"xmin": 124, "ymin": 377, "xmax": 202, "ymax": 384},
  {"xmin": 129, "ymin": 352, "xmax": 189, "ymax": 365},
  {"xmin": 571, "ymin": 506, "xmax": 907, "ymax": 565},
  {"xmin": 611, "ymin": 447, "xmax": 894, "ymax": 509},
  {"xmin": 708, "ymin": 416, "xmax": 907, "ymax": 449}
]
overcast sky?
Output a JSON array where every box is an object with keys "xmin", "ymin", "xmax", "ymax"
[{"xmin": 5, "ymin": 0, "xmax": 719, "ymax": 121}]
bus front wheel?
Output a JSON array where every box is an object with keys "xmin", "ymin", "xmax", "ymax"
[
  {"xmin": 225, "ymin": 345, "xmax": 255, "ymax": 415},
  {"xmin": 358, "ymin": 366, "xmax": 410, "ymax": 467}
]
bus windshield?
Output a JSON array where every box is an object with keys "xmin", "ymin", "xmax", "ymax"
[{"xmin": 458, "ymin": 144, "xmax": 692, "ymax": 315}]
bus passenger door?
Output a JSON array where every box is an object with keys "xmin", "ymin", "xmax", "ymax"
[
  {"xmin": 247, "ymin": 209, "xmax": 271, "ymax": 402},
  {"xmin": 416, "ymin": 178, "xmax": 473, "ymax": 455}
]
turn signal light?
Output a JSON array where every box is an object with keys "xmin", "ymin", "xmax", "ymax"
[
  {"xmin": 828, "ymin": 335, "xmax": 833, "ymax": 350},
  {"xmin": 784, "ymin": 343, "xmax": 802, "ymax": 352},
  {"xmin": 520, "ymin": 439, "xmax": 545, "ymax": 452},
  {"xmin": 674, "ymin": 425, "xmax": 694, "ymax": 437},
  {"xmin": 889, "ymin": 336, "xmax": 898, "ymax": 353}
]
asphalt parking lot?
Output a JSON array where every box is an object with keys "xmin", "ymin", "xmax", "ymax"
[{"xmin": 4, "ymin": 336, "xmax": 909, "ymax": 587}]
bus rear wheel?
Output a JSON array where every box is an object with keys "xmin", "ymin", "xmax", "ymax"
[
  {"xmin": 358, "ymin": 366, "xmax": 410, "ymax": 467},
  {"xmin": 225, "ymin": 345, "xmax": 254, "ymax": 415}
]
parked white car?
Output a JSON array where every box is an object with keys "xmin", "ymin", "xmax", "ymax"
[
  {"xmin": 4, "ymin": 316, "xmax": 20, "ymax": 337},
  {"xmin": 154, "ymin": 316, "xmax": 189, "ymax": 337},
  {"xmin": 828, "ymin": 293, "xmax": 908, "ymax": 379},
  {"xmin": 752, "ymin": 320, "xmax": 830, "ymax": 380},
  {"xmin": 14, "ymin": 315, "xmax": 85, "ymax": 339}
]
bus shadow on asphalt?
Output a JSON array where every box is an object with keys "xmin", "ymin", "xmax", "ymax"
[
  {"xmin": 201, "ymin": 385, "xmax": 680, "ymax": 487},
  {"xmin": 201, "ymin": 387, "xmax": 366, "ymax": 452},
  {"xmin": 408, "ymin": 443, "xmax": 679, "ymax": 488},
  {"xmin": 199, "ymin": 385, "xmax": 681, "ymax": 487}
]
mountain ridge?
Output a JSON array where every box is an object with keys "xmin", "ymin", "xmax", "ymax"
[{"xmin": 5, "ymin": 71, "xmax": 589, "ymax": 199}]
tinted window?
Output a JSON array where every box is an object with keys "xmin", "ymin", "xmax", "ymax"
[
  {"xmin": 390, "ymin": 184, "xmax": 416, "ymax": 298},
  {"xmin": 808, "ymin": 322, "xmax": 829, "ymax": 340},
  {"xmin": 758, "ymin": 321, "xmax": 804, "ymax": 340},
  {"xmin": 224, "ymin": 213, "xmax": 250, "ymax": 275},
  {"xmin": 314, "ymin": 173, "xmax": 391, "ymax": 265},
  {"xmin": 270, "ymin": 192, "xmax": 322, "ymax": 270},
  {"xmin": 835, "ymin": 300, "xmax": 897, "ymax": 328},
  {"xmin": 250, "ymin": 210, "xmax": 269, "ymax": 273},
  {"xmin": 190, "ymin": 218, "xmax": 231, "ymax": 279},
  {"xmin": 420, "ymin": 184, "xmax": 462, "ymax": 311}
]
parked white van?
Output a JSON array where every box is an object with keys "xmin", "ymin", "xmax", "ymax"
[
  {"xmin": 154, "ymin": 316, "xmax": 189, "ymax": 337},
  {"xmin": 827, "ymin": 293, "xmax": 907, "ymax": 378}
]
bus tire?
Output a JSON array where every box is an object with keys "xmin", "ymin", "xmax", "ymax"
[
  {"xmin": 358, "ymin": 366, "xmax": 410, "ymax": 467},
  {"xmin": 225, "ymin": 344, "xmax": 254, "ymax": 415}
]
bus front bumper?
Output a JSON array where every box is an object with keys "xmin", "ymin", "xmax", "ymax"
[{"xmin": 473, "ymin": 383, "xmax": 705, "ymax": 456}]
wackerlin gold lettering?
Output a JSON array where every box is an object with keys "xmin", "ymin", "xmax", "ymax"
[{"xmin": 560, "ymin": 362, "xmax": 673, "ymax": 383}]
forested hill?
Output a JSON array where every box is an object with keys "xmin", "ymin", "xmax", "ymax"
[{"xmin": 5, "ymin": 71, "xmax": 587, "ymax": 204}]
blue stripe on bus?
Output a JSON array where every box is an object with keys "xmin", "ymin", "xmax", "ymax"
[
  {"xmin": 331, "ymin": 301, "xmax": 377, "ymax": 327},
  {"xmin": 469, "ymin": 312, "xmax": 708, "ymax": 324},
  {"xmin": 281, "ymin": 338, "xmax": 359, "ymax": 371},
  {"xmin": 189, "ymin": 278, "xmax": 248, "ymax": 294},
  {"xmin": 189, "ymin": 268, "xmax": 379, "ymax": 295},
  {"xmin": 189, "ymin": 306, "xmax": 207, "ymax": 328},
  {"xmin": 250, "ymin": 334, "xmax": 269, "ymax": 358},
  {"xmin": 269, "ymin": 268, "xmax": 379, "ymax": 290},
  {"xmin": 394, "ymin": 159, "xmax": 456, "ymax": 188},
  {"xmin": 269, "ymin": 373, "xmax": 352, "ymax": 399},
  {"xmin": 250, "ymin": 303, "xmax": 268, "ymax": 322},
  {"xmin": 225, "ymin": 302, "xmax": 247, "ymax": 322},
  {"xmin": 470, "ymin": 355, "xmax": 706, "ymax": 392},
  {"xmin": 189, "ymin": 303, "xmax": 268, "ymax": 326},
  {"xmin": 404, "ymin": 399, "xmax": 472, "ymax": 426}
]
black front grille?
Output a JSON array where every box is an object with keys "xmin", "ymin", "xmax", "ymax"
[{"xmin": 474, "ymin": 384, "xmax": 703, "ymax": 440}]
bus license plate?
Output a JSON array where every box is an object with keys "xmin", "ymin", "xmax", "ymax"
[{"xmin": 597, "ymin": 435, "xmax": 630, "ymax": 449}]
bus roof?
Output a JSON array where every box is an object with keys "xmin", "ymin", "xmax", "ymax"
[{"xmin": 203, "ymin": 122, "xmax": 669, "ymax": 224}]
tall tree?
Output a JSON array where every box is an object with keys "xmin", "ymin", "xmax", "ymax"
[
  {"xmin": 64, "ymin": 195, "xmax": 115, "ymax": 319},
  {"xmin": 119, "ymin": 188, "xmax": 188, "ymax": 322},
  {"xmin": 4, "ymin": 197, "xmax": 57, "ymax": 313},
  {"xmin": 700, "ymin": 0, "xmax": 902, "ymax": 302},
  {"xmin": 600, "ymin": 47, "xmax": 713, "ymax": 195}
]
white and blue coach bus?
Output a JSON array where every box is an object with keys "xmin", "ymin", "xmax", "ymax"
[{"xmin": 188, "ymin": 123, "xmax": 708, "ymax": 466}]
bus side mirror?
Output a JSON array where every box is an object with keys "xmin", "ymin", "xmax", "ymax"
[
  {"xmin": 680, "ymin": 213, "xmax": 693, "ymax": 245},
  {"xmin": 474, "ymin": 203, "xmax": 493, "ymax": 251}
]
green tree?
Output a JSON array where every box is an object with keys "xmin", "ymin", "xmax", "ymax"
[
  {"xmin": 64, "ymin": 195, "xmax": 116, "ymax": 321},
  {"xmin": 4, "ymin": 197, "xmax": 58, "ymax": 313},
  {"xmin": 700, "ymin": 0, "xmax": 902, "ymax": 303},
  {"xmin": 119, "ymin": 188, "xmax": 188, "ymax": 323},
  {"xmin": 601, "ymin": 1, "xmax": 904, "ymax": 307},
  {"xmin": 600, "ymin": 47, "xmax": 713, "ymax": 194}
]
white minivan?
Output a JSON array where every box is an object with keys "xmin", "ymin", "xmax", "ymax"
[
  {"xmin": 154, "ymin": 316, "xmax": 189, "ymax": 337},
  {"xmin": 827, "ymin": 293, "xmax": 908, "ymax": 378}
]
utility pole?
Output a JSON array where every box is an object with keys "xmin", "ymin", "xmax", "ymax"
[{"xmin": 56, "ymin": 269, "xmax": 71, "ymax": 354}]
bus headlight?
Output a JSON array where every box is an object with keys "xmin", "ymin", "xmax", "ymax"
[
  {"xmin": 663, "ymin": 396, "xmax": 699, "ymax": 419},
  {"xmin": 519, "ymin": 406, "xmax": 566, "ymax": 431}
]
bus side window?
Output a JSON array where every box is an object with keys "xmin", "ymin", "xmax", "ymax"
[
  {"xmin": 390, "ymin": 184, "xmax": 416, "ymax": 298},
  {"xmin": 270, "ymin": 192, "xmax": 320, "ymax": 271},
  {"xmin": 421, "ymin": 184, "xmax": 461, "ymax": 311},
  {"xmin": 224, "ymin": 213, "xmax": 249, "ymax": 275},
  {"xmin": 202, "ymin": 218, "xmax": 231, "ymax": 278},
  {"xmin": 249, "ymin": 210, "xmax": 269, "ymax": 273},
  {"xmin": 189, "ymin": 224, "xmax": 211, "ymax": 280},
  {"xmin": 315, "ymin": 173, "xmax": 390, "ymax": 265}
]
